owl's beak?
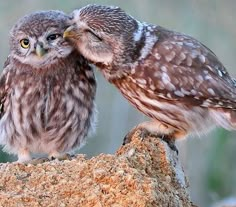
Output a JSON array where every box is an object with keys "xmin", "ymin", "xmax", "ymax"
[
  {"xmin": 36, "ymin": 44, "xmax": 47, "ymax": 57},
  {"xmin": 63, "ymin": 25, "xmax": 78, "ymax": 39}
]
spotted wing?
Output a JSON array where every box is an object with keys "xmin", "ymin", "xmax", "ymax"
[
  {"xmin": 131, "ymin": 27, "xmax": 236, "ymax": 109},
  {"xmin": 0, "ymin": 56, "xmax": 12, "ymax": 118}
]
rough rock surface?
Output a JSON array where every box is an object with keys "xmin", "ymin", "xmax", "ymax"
[{"xmin": 0, "ymin": 130, "xmax": 196, "ymax": 207}]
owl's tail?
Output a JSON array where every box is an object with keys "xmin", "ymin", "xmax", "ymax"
[{"xmin": 210, "ymin": 109, "xmax": 236, "ymax": 130}]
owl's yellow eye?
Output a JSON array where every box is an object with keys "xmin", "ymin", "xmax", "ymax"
[{"xmin": 20, "ymin": 38, "xmax": 30, "ymax": 49}]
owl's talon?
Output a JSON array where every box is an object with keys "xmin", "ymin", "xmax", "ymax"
[
  {"xmin": 123, "ymin": 127, "xmax": 143, "ymax": 145},
  {"xmin": 57, "ymin": 153, "xmax": 73, "ymax": 161},
  {"xmin": 123, "ymin": 129, "xmax": 135, "ymax": 145},
  {"xmin": 123, "ymin": 127, "xmax": 156, "ymax": 145},
  {"xmin": 123, "ymin": 124, "xmax": 179, "ymax": 154},
  {"xmin": 49, "ymin": 153, "xmax": 73, "ymax": 161},
  {"xmin": 139, "ymin": 128, "xmax": 149, "ymax": 141},
  {"xmin": 27, "ymin": 157, "xmax": 50, "ymax": 165},
  {"xmin": 140, "ymin": 130, "xmax": 179, "ymax": 154},
  {"xmin": 123, "ymin": 132, "xmax": 132, "ymax": 145},
  {"xmin": 161, "ymin": 135, "xmax": 179, "ymax": 155}
]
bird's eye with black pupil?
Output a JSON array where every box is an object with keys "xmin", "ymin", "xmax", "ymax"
[
  {"xmin": 47, "ymin": 34, "xmax": 61, "ymax": 41},
  {"xmin": 20, "ymin": 38, "xmax": 30, "ymax": 49}
]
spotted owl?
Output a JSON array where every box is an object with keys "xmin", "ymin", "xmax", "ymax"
[
  {"xmin": 0, "ymin": 10, "xmax": 97, "ymax": 162},
  {"xmin": 63, "ymin": 4, "xmax": 236, "ymax": 143}
]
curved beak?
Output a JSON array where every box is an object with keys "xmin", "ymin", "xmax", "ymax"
[
  {"xmin": 63, "ymin": 25, "xmax": 78, "ymax": 39},
  {"xmin": 36, "ymin": 43, "xmax": 47, "ymax": 57}
]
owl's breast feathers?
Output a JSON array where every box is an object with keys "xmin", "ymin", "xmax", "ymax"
[{"xmin": 113, "ymin": 26, "xmax": 236, "ymax": 110}]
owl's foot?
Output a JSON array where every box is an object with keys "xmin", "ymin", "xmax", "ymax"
[
  {"xmin": 123, "ymin": 121, "xmax": 179, "ymax": 154},
  {"xmin": 123, "ymin": 127, "xmax": 150, "ymax": 145},
  {"xmin": 49, "ymin": 152, "xmax": 73, "ymax": 161},
  {"xmin": 160, "ymin": 135, "xmax": 179, "ymax": 155},
  {"xmin": 123, "ymin": 120, "xmax": 173, "ymax": 145},
  {"xmin": 23, "ymin": 153, "xmax": 73, "ymax": 165},
  {"xmin": 27, "ymin": 157, "xmax": 50, "ymax": 165}
]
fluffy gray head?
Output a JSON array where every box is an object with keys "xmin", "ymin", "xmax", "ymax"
[
  {"xmin": 65, "ymin": 5, "xmax": 141, "ymax": 66},
  {"xmin": 10, "ymin": 10, "xmax": 73, "ymax": 69}
]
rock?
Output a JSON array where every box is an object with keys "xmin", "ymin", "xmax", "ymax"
[{"xmin": 0, "ymin": 130, "xmax": 196, "ymax": 207}]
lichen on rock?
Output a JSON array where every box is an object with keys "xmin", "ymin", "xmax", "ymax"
[{"xmin": 0, "ymin": 129, "xmax": 196, "ymax": 207}]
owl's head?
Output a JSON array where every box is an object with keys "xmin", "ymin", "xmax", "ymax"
[
  {"xmin": 64, "ymin": 5, "xmax": 140, "ymax": 66},
  {"xmin": 10, "ymin": 10, "xmax": 73, "ymax": 69}
]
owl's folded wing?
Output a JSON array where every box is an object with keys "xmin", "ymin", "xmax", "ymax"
[
  {"xmin": 0, "ymin": 56, "xmax": 12, "ymax": 118},
  {"xmin": 130, "ymin": 30, "xmax": 236, "ymax": 110}
]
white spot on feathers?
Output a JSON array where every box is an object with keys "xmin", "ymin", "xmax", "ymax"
[
  {"xmin": 199, "ymin": 55, "xmax": 206, "ymax": 63},
  {"xmin": 174, "ymin": 90, "xmax": 185, "ymax": 97},
  {"xmin": 179, "ymin": 52, "xmax": 186, "ymax": 61},
  {"xmin": 190, "ymin": 50, "xmax": 199, "ymax": 59},
  {"xmin": 155, "ymin": 53, "xmax": 161, "ymax": 60},
  {"xmin": 186, "ymin": 56, "xmax": 192, "ymax": 66},
  {"xmin": 131, "ymin": 68, "xmax": 136, "ymax": 74},
  {"xmin": 133, "ymin": 21, "xmax": 144, "ymax": 42},
  {"xmin": 181, "ymin": 88, "xmax": 191, "ymax": 95},
  {"xmin": 196, "ymin": 75, "xmax": 204, "ymax": 82},
  {"xmin": 218, "ymin": 69, "xmax": 223, "ymax": 77},
  {"xmin": 161, "ymin": 73, "xmax": 171, "ymax": 85},
  {"xmin": 165, "ymin": 51, "xmax": 176, "ymax": 62},
  {"xmin": 191, "ymin": 89, "xmax": 197, "ymax": 95},
  {"xmin": 205, "ymin": 75, "xmax": 212, "ymax": 80},
  {"xmin": 160, "ymin": 65, "xmax": 167, "ymax": 72},
  {"xmin": 136, "ymin": 78, "xmax": 147, "ymax": 85},
  {"xmin": 207, "ymin": 88, "xmax": 215, "ymax": 96},
  {"xmin": 150, "ymin": 85, "xmax": 156, "ymax": 90}
]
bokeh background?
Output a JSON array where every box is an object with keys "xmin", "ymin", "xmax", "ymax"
[{"xmin": 0, "ymin": 1, "xmax": 236, "ymax": 206}]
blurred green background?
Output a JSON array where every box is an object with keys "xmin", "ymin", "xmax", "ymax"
[{"xmin": 0, "ymin": 0, "xmax": 236, "ymax": 206}]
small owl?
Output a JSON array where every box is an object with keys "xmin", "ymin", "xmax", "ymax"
[
  {"xmin": 64, "ymin": 4, "xmax": 236, "ymax": 143},
  {"xmin": 0, "ymin": 10, "xmax": 96, "ymax": 162}
]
